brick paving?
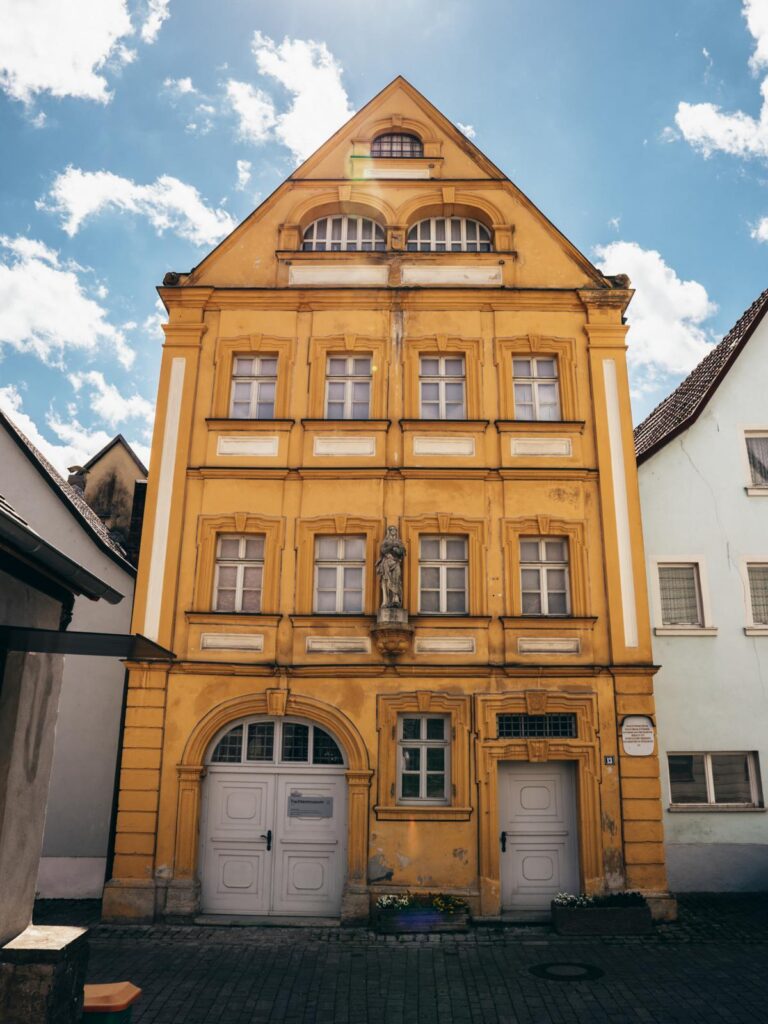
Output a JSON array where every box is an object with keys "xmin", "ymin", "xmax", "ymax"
[{"xmin": 34, "ymin": 895, "xmax": 768, "ymax": 1024}]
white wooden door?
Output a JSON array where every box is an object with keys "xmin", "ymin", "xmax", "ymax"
[
  {"xmin": 201, "ymin": 769, "xmax": 345, "ymax": 916},
  {"xmin": 498, "ymin": 761, "xmax": 579, "ymax": 912}
]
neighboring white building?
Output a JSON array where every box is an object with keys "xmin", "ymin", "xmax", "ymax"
[
  {"xmin": 635, "ymin": 288, "xmax": 768, "ymax": 891},
  {"xmin": 0, "ymin": 411, "xmax": 137, "ymax": 897}
]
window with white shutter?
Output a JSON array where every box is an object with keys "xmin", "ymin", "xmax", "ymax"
[{"xmin": 657, "ymin": 564, "xmax": 703, "ymax": 627}]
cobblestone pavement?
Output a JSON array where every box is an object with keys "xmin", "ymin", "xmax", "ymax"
[{"xmin": 34, "ymin": 895, "xmax": 768, "ymax": 1024}]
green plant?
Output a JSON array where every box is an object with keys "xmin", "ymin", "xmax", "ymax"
[
  {"xmin": 376, "ymin": 892, "xmax": 469, "ymax": 915},
  {"xmin": 553, "ymin": 890, "xmax": 647, "ymax": 908}
]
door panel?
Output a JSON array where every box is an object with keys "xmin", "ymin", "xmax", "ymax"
[{"xmin": 499, "ymin": 762, "xmax": 579, "ymax": 912}]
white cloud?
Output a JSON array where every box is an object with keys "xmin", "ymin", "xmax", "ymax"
[
  {"xmin": 164, "ymin": 75, "xmax": 196, "ymax": 95},
  {"xmin": 594, "ymin": 241, "xmax": 717, "ymax": 378},
  {"xmin": 0, "ymin": 0, "xmax": 135, "ymax": 105},
  {"xmin": 0, "ymin": 235, "xmax": 133, "ymax": 368},
  {"xmin": 40, "ymin": 166, "xmax": 237, "ymax": 246},
  {"xmin": 235, "ymin": 159, "xmax": 252, "ymax": 190},
  {"xmin": 225, "ymin": 80, "xmax": 276, "ymax": 143},
  {"xmin": 456, "ymin": 122, "xmax": 476, "ymax": 139},
  {"xmin": 140, "ymin": 0, "xmax": 170, "ymax": 44},
  {"xmin": 609, "ymin": 216, "xmax": 621, "ymax": 232},
  {"xmin": 751, "ymin": 215, "xmax": 768, "ymax": 241},
  {"xmin": 69, "ymin": 370, "xmax": 154, "ymax": 427}
]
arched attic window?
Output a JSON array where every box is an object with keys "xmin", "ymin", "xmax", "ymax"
[
  {"xmin": 302, "ymin": 215, "xmax": 385, "ymax": 252},
  {"xmin": 371, "ymin": 132, "xmax": 423, "ymax": 158},
  {"xmin": 407, "ymin": 217, "xmax": 492, "ymax": 253},
  {"xmin": 210, "ymin": 719, "xmax": 345, "ymax": 766}
]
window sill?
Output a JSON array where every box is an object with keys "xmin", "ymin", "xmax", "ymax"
[
  {"xmin": 374, "ymin": 805, "xmax": 473, "ymax": 821},
  {"xmin": 745, "ymin": 626, "xmax": 768, "ymax": 636},
  {"xmin": 745, "ymin": 487, "xmax": 768, "ymax": 496},
  {"xmin": 668, "ymin": 804, "xmax": 765, "ymax": 813},
  {"xmin": 654, "ymin": 627, "xmax": 718, "ymax": 636}
]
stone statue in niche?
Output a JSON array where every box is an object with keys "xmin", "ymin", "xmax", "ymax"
[{"xmin": 375, "ymin": 525, "xmax": 406, "ymax": 609}]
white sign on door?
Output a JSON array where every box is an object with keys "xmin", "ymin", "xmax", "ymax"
[{"xmin": 621, "ymin": 716, "xmax": 655, "ymax": 757}]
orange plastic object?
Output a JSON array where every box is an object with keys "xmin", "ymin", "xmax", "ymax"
[{"xmin": 83, "ymin": 982, "xmax": 142, "ymax": 1013}]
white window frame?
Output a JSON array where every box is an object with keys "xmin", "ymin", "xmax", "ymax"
[
  {"xmin": 650, "ymin": 557, "xmax": 717, "ymax": 636},
  {"xmin": 519, "ymin": 537, "xmax": 571, "ymax": 616},
  {"xmin": 397, "ymin": 714, "xmax": 451, "ymax": 804},
  {"xmin": 512, "ymin": 357, "xmax": 562, "ymax": 421},
  {"xmin": 302, "ymin": 216, "xmax": 385, "ymax": 252},
  {"xmin": 419, "ymin": 355, "xmax": 466, "ymax": 420},
  {"xmin": 208, "ymin": 716, "xmax": 346, "ymax": 767},
  {"xmin": 743, "ymin": 431, "xmax": 768, "ymax": 495},
  {"xmin": 230, "ymin": 355, "xmax": 277, "ymax": 419},
  {"xmin": 324, "ymin": 354, "xmax": 372, "ymax": 419},
  {"xmin": 313, "ymin": 535, "xmax": 366, "ymax": 614},
  {"xmin": 213, "ymin": 534, "xmax": 264, "ymax": 613},
  {"xmin": 667, "ymin": 751, "xmax": 762, "ymax": 810},
  {"xmin": 407, "ymin": 217, "xmax": 492, "ymax": 252},
  {"xmin": 418, "ymin": 535, "xmax": 468, "ymax": 615}
]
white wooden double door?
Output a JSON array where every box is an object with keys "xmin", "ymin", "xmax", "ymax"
[
  {"xmin": 201, "ymin": 768, "xmax": 346, "ymax": 917},
  {"xmin": 499, "ymin": 761, "xmax": 580, "ymax": 913}
]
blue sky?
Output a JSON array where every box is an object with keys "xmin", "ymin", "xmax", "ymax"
[{"xmin": 1, "ymin": 0, "xmax": 767, "ymax": 472}]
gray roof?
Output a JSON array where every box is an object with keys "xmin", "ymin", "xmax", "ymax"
[{"xmin": 0, "ymin": 410, "xmax": 135, "ymax": 575}]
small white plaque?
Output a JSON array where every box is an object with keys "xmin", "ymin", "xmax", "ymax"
[
  {"xmin": 200, "ymin": 633, "xmax": 264, "ymax": 652},
  {"xmin": 217, "ymin": 435, "xmax": 279, "ymax": 457},
  {"xmin": 621, "ymin": 715, "xmax": 655, "ymax": 757},
  {"xmin": 517, "ymin": 638, "xmax": 581, "ymax": 655},
  {"xmin": 306, "ymin": 636, "xmax": 371, "ymax": 653},
  {"xmin": 289, "ymin": 265, "xmax": 389, "ymax": 287},
  {"xmin": 511, "ymin": 437, "xmax": 572, "ymax": 457},
  {"xmin": 400, "ymin": 265, "xmax": 503, "ymax": 287},
  {"xmin": 414, "ymin": 637, "xmax": 476, "ymax": 653},
  {"xmin": 413, "ymin": 435, "xmax": 475, "ymax": 456},
  {"xmin": 313, "ymin": 436, "xmax": 376, "ymax": 457}
]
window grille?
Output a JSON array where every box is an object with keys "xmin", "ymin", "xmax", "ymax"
[
  {"xmin": 213, "ymin": 534, "xmax": 264, "ymax": 613},
  {"xmin": 313, "ymin": 728, "xmax": 345, "ymax": 765},
  {"xmin": 520, "ymin": 537, "xmax": 570, "ymax": 616},
  {"xmin": 419, "ymin": 355, "xmax": 466, "ymax": 419},
  {"xmin": 419, "ymin": 535, "xmax": 468, "ymax": 614},
  {"xmin": 398, "ymin": 715, "xmax": 450, "ymax": 802},
  {"xmin": 302, "ymin": 216, "xmax": 385, "ymax": 252},
  {"xmin": 246, "ymin": 722, "xmax": 274, "ymax": 761},
  {"xmin": 746, "ymin": 435, "xmax": 768, "ymax": 487},
  {"xmin": 497, "ymin": 714, "xmax": 577, "ymax": 739},
  {"xmin": 748, "ymin": 564, "xmax": 768, "ymax": 625},
  {"xmin": 230, "ymin": 355, "xmax": 277, "ymax": 419},
  {"xmin": 325, "ymin": 355, "xmax": 372, "ymax": 419},
  {"xmin": 668, "ymin": 752, "xmax": 761, "ymax": 807},
  {"xmin": 371, "ymin": 132, "xmax": 423, "ymax": 158},
  {"xmin": 210, "ymin": 720, "xmax": 344, "ymax": 765},
  {"xmin": 658, "ymin": 564, "xmax": 703, "ymax": 626},
  {"xmin": 512, "ymin": 357, "xmax": 561, "ymax": 421},
  {"xmin": 407, "ymin": 217, "xmax": 492, "ymax": 252},
  {"xmin": 211, "ymin": 724, "xmax": 243, "ymax": 762},
  {"xmin": 313, "ymin": 535, "xmax": 365, "ymax": 613}
]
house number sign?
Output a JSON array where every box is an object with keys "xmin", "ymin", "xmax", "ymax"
[
  {"xmin": 288, "ymin": 793, "xmax": 333, "ymax": 818},
  {"xmin": 621, "ymin": 716, "xmax": 655, "ymax": 757}
]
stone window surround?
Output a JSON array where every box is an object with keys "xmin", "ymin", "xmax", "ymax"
[
  {"xmin": 649, "ymin": 556, "xmax": 718, "ymax": 636},
  {"xmin": 307, "ymin": 335, "xmax": 389, "ymax": 420},
  {"xmin": 212, "ymin": 333, "xmax": 295, "ymax": 421},
  {"xmin": 194, "ymin": 513, "xmax": 285, "ymax": 614},
  {"xmin": 503, "ymin": 516, "xmax": 589, "ymax": 619}
]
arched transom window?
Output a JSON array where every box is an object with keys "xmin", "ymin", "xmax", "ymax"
[
  {"xmin": 371, "ymin": 132, "xmax": 423, "ymax": 158},
  {"xmin": 209, "ymin": 718, "xmax": 345, "ymax": 767},
  {"xmin": 302, "ymin": 216, "xmax": 385, "ymax": 252},
  {"xmin": 407, "ymin": 217, "xmax": 492, "ymax": 252}
]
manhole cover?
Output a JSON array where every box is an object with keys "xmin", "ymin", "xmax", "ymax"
[{"xmin": 529, "ymin": 962, "xmax": 604, "ymax": 982}]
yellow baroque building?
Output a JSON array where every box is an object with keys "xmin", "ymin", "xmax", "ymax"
[{"xmin": 104, "ymin": 78, "xmax": 673, "ymax": 925}]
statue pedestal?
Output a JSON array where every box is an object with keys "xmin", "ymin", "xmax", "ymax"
[{"xmin": 371, "ymin": 607, "xmax": 413, "ymax": 657}]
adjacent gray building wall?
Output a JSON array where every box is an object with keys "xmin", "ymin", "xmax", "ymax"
[{"xmin": 0, "ymin": 431, "xmax": 134, "ymax": 898}]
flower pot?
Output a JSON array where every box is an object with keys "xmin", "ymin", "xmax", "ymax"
[
  {"xmin": 551, "ymin": 902, "xmax": 653, "ymax": 935},
  {"xmin": 375, "ymin": 908, "xmax": 470, "ymax": 934}
]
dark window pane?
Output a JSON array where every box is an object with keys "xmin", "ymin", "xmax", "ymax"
[
  {"xmin": 426, "ymin": 773, "xmax": 445, "ymax": 798},
  {"xmin": 401, "ymin": 774, "xmax": 420, "ymax": 798},
  {"xmin": 712, "ymin": 754, "xmax": 753, "ymax": 803},
  {"xmin": 426, "ymin": 718, "xmax": 445, "ymax": 740},
  {"xmin": 282, "ymin": 723, "xmax": 309, "ymax": 762},
  {"xmin": 211, "ymin": 725, "xmax": 243, "ymax": 763},
  {"xmin": 246, "ymin": 723, "xmax": 274, "ymax": 761},
  {"xmin": 313, "ymin": 727, "xmax": 344, "ymax": 765},
  {"xmin": 668, "ymin": 754, "xmax": 707, "ymax": 803},
  {"xmin": 497, "ymin": 714, "xmax": 576, "ymax": 739},
  {"xmin": 402, "ymin": 718, "xmax": 421, "ymax": 740}
]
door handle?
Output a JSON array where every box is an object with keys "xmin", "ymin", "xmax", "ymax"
[
  {"xmin": 260, "ymin": 829, "xmax": 272, "ymax": 851},
  {"xmin": 500, "ymin": 830, "xmax": 507, "ymax": 853}
]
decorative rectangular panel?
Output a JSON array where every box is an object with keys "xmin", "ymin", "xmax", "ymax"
[
  {"xmin": 414, "ymin": 637, "xmax": 476, "ymax": 653},
  {"xmin": 362, "ymin": 166, "xmax": 430, "ymax": 179},
  {"xmin": 288, "ymin": 265, "xmax": 389, "ymax": 287},
  {"xmin": 400, "ymin": 265, "xmax": 503, "ymax": 286},
  {"xmin": 413, "ymin": 435, "xmax": 476, "ymax": 456},
  {"xmin": 200, "ymin": 633, "xmax": 265, "ymax": 651},
  {"xmin": 313, "ymin": 436, "xmax": 376, "ymax": 457},
  {"xmin": 217, "ymin": 435, "xmax": 279, "ymax": 456},
  {"xmin": 510, "ymin": 437, "xmax": 572, "ymax": 457},
  {"xmin": 517, "ymin": 638, "xmax": 581, "ymax": 655},
  {"xmin": 305, "ymin": 636, "xmax": 371, "ymax": 653}
]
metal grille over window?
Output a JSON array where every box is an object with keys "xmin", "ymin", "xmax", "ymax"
[
  {"xmin": 398, "ymin": 715, "xmax": 449, "ymax": 802},
  {"xmin": 407, "ymin": 217, "xmax": 492, "ymax": 252},
  {"xmin": 211, "ymin": 725, "xmax": 244, "ymax": 762},
  {"xmin": 419, "ymin": 535, "xmax": 468, "ymax": 614},
  {"xmin": 313, "ymin": 535, "xmax": 365, "ymax": 613},
  {"xmin": 658, "ymin": 564, "xmax": 703, "ymax": 626},
  {"xmin": 419, "ymin": 355, "xmax": 466, "ymax": 419},
  {"xmin": 325, "ymin": 355, "xmax": 372, "ymax": 419},
  {"xmin": 230, "ymin": 356, "xmax": 277, "ymax": 419},
  {"xmin": 302, "ymin": 216, "xmax": 385, "ymax": 252},
  {"xmin": 520, "ymin": 538, "xmax": 570, "ymax": 616},
  {"xmin": 748, "ymin": 564, "xmax": 768, "ymax": 625},
  {"xmin": 371, "ymin": 132, "xmax": 423, "ymax": 158},
  {"xmin": 668, "ymin": 752, "xmax": 761, "ymax": 806},
  {"xmin": 497, "ymin": 714, "xmax": 577, "ymax": 739},
  {"xmin": 214, "ymin": 534, "xmax": 264, "ymax": 613},
  {"xmin": 746, "ymin": 435, "xmax": 768, "ymax": 486},
  {"xmin": 513, "ymin": 357, "xmax": 561, "ymax": 421}
]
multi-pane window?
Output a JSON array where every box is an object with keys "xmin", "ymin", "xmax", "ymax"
[
  {"xmin": 371, "ymin": 132, "xmax": 423, "ymax": 158},
  {"xmin": 419, "ymin": 535, "xmax": 468, "ymax": 614},
  {"xmin": 520, "ymin": 538, "xmax": 570, "ymax": 616},
  {"xmin": 497, "ymin": 714, "xmax": 577, "ymax": 739},
  {"xmin": 325, "ymin": 355, "xmax": 372, "ymax": 419},
  {"xmin": 213, "ymin": 534, "xmax": 264, "ymax": 613},
  {"xmin": 513, "ymin": 357, "xmax": 561, "ymax": 421},
  {"xmin": 407, "ymin": 217, "xmax": 492, "ymax": 252},
  {"xmin": 302, "ymin": 216, "xmax": 385, "ymax": 252},
  {"xmin": 748, "ymin": 564, "xmax": 768, "ymax": 625},
  {"xmin": 211, "ymin": 719, "xmax": 344, "ymax": 766},
  {"xmin": 668, "ymin": 752, "xmax": 762, "ymax": 807},
  {"xmin": 398, "ymin": 715, "xmax": 450, "ymax": 803},
  {"xmin": 314, "ymin": 535, "xmax": 365, "ymax": 613},
  {"xmin": 230, "ymin": 356, "xmax": 277, "ymax": 419},
  {"xmin": 419, "ymin": 356, "xmax": 466, "ymax": 419},
  {"xmin": 658, "ymin": 564, "xmax": 703, "ymax": 627}
]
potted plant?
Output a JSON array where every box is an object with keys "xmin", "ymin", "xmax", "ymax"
[
  {"xmin": 374, "ymin": 892, "xmax": 470, "ymax": 933},
  {"xmin": 551, "ymin": 891, "xmax": 653, "ymax": 935}
]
